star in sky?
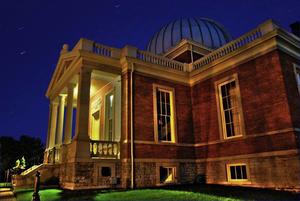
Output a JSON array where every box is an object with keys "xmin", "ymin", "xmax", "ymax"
[{"xmin": 20, "ymin": 51, "xmax": 26, "ymax": 55}]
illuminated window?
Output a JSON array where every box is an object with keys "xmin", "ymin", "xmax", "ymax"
[
  {"xmin": 294, "ymin": 65, "xmax": 300, "ymax": 94},
  {"xmin": 227, "ymin": 164, "xmax": 248, "ymax": 182},
  {"xmin": 105, "ymin": 92, "xmax": 114, "ymax": 141},
  {"xmin": 153, "ymin": 85, "xmax": 176, "ymax": 143},
  {"xmin": 216, "ymin": 76, "xmax": 244, "ymax": 139},
  {"xmin": 160, "ymin": 166, "xmax": 176, "ymax": 183}
]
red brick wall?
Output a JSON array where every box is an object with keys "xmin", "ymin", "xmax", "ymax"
[
  {"xmin": 194, "ymin": 131, "xmax": 297, "ymax": 159},
  {"xmin": 192, "ymin": 50, "xmax": 298, "ymax": 158},
  {"xmin": 121, "ymin": 50, "xmax": 298, "ymax": 160},
  {"xmin": 133, "ymin": 72, "xmax": 195, "ymax": 159},
  {"xmin": 278, "ymin": 51, "xmax": 300, "ymax": 129}
]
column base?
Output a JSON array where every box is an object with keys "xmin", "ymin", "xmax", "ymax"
[{"xmin": 67, "ymin": 139, "xmax": 91, "ymax": 163}]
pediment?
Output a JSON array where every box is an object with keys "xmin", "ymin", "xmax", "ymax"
[{"xmin": 46, "ymin": 53, "xmax": 77, "ymax": 98}]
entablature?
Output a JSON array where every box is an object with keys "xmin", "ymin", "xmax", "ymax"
[{"xmin": 46, "ymin": 19, "xmax": 300, "ymax": 99}]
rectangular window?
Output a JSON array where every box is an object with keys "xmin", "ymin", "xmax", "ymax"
[
  {"xmin": 105, "ymin": 92, "xmax": 114, "ymax": 141},
  {"xmin": 294, "ymin": 65, "xmax": 300, "ymax": 94},
  {"xmin": 227, "ymin": 164, "xmax": 248, "ymax": 182},
  {"xmin": 153, "ymin": 85, "xmax": 176, "ymax": 143},
  {"xmin": 217, "ymin": 76, "xmax": 244, "ymax": 139},
  {"xmin": 101, "ymin": 167, "xmax": 111, "ymax": 177},
  {"xmin": 160, "ymin": 166, "xmax": 176, "ymax": 183}
]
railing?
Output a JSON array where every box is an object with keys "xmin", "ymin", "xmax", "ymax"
[
  {"xmin": 193, "ymin": 28, "xmax": 263, "ymax": 70},
  {"xmin": 72, "ymin": 20, "xmax": 277, "ymax": 73},
  {"xmin": 44, "ymin": 147, "xmax": 60, "ymax": 164},
  {"xmin": 93, "ymin": 43, "xmax": 112, "ymax": 57},
  {"xmin": 90, "ymin": 140, "xmax": 120, "ymax": 159},
  {"xmin": 137, "ymin": 50, "xmax": 185, "ymax": 71},
  {"xmin": 21, "ymin": 164, "xmax": 43, "ymax": 176}
]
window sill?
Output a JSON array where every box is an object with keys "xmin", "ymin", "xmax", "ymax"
[
  {"xmin": 227, "ymin": 180, "xmax": 251, "ymax": 185},
  {"xmin": 156, "ymin": 141, "xmax": 177, "ymax": 145},
  {"xmin": 157, "ymin": 181, "xmax": 177, "ymax": 186},
  {"xmin": 223, "ymin": 135, "xmax": 244, "ymax": 141}
]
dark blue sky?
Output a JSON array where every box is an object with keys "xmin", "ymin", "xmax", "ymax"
[{"xmin": 0, "ymin": 0, "xmax": 299, "ymax": 144}]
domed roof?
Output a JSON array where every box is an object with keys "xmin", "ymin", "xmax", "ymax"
[{"xmin": 147, "ymin": 17, "xmax": 231, "ymax": 55}]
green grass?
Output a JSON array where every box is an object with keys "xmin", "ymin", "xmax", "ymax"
[
  {"xmin": 14, "ymin": 185, "xmax": 300, "ymax": 201},
  {"xmin": 15, "ymin": 189, "xmax": 62, "ymax": 201},
  {"xmin": 94, "ymin": 189, "xmax": 237, "ymax": 201},
  {"xmin": 15, "ymin": 188, "xmax": 237, "ymax": 201}
]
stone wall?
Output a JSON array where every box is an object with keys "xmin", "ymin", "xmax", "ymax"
[
  {"xmin": 199, "ymin": 153, "xmax": 300, "ymax": 189},
  {"xmin": 134, "ymin": 162, "xmax": 156, "ymax": 188},
  {"xmin": 60, "ymin": 161, "xmax": 121, "ymax": 190},
  {"xmin": 120, "ymin": 161, "xmax": 199, "ymax": 188}
]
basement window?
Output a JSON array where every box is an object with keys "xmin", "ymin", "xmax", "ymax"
[
  {"xmin": 227, "ymin": 164, "xmax": 248, "ymax": 182},
  {"xmin": 101, "ymin": 167, "xmax": 111, "ymax": 177},
  {"xmin": 159, "ymin": 166, "xmax": 176, "ymax": 183}
]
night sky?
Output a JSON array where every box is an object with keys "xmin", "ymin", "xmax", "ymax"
[{"xmin": 0, "ymin": 0, "xmax": 299, "ymax": 144}]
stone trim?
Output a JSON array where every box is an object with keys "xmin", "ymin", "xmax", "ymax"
[
  {"xmin": 121, "ymin": 149, "xmax": 299, "ymax": 163},
  {"xmin": 123, "ymin": 127, "xmax": 299, "ymax": 147}
]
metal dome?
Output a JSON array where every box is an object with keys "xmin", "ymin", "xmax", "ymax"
[{"xmin": 147, "ymin": 18, "xmax": 232, "ymax": 55}]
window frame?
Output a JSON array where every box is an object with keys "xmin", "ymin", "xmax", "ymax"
[
  {"xmin": 101, "ymin": 166, "xmax": 112, "ymax": 177},
  {"xmin": 293, "ymin": 63, "xmax": 300, "ymax": 95},
  {"xmin": 98, "ymin": 163, "xmax": 115, "ymax": 178},
  {"xmin": 153, "ymin": 84, "xmax": 177, "ymax": 144},
  {"xmin": 104, "ymin": 90, "xmax": 114, "ymax": 141},
  {"xmin": 156, "ymin": 163, "xmax": 178, "ymax": 185},
  {"xmin": 226, "ymin": 163, "xmax": 250, "ymax": 182},
  {"xmin": 215, "ymin": 74, "xmax": 245, "ymax": 140}
]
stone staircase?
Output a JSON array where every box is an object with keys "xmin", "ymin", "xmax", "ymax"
[{"xmin": 12, "ymin": 163, "xmax": 60, "ymax": 189}]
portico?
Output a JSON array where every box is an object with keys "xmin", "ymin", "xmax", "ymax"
[{"xmin": 44, "ymin": 41, "xmax": 122, "ymax": 166}]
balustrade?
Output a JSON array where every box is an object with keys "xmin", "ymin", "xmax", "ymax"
[{"xmin": 90, "ymin": 140, "xmax": 120, "ymax": 159}]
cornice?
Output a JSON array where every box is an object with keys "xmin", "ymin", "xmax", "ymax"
[
  {"xmin": 122, "ymin": 56, "xmax": 190, "ymax": 85},
  {"xmin": 47, "ymin": 28, "xmax": 300, "ymax": 99}
]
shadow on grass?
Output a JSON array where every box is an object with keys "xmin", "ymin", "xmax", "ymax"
[
  {"xmin": 14, "ymin": 184, "xmax": 300, "ymax": 201},
  {"xmin": 14, "ymin": 187, "xmax": 126, "ymax": 201},
  {"xmin": 161, "ymin": 184, "xmax": 300, "ymax": 201}
]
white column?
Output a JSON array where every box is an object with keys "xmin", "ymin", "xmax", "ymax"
[
  {"xmin": 45, "ymin": 103, "xmax": 52, "ymax": 149},
  {"xmin": 64, "ymin": 84, "xmax": 75, "ymax": 144},
  {"xmin": 74, "ymin": 68, "xmax": 91, "ymax": 141},
  {"xmin": 49, "ymin": 101, "xmax": 59, "ymax": 148},
  {"xmin": 55, "ymin": 95, "xmax": 66, "ymax": 146}
]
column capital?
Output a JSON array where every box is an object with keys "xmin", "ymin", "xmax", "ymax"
[
  {"xmin": 50, "ymin": 100, "xmax": 59, "ymax": 106},
  {"xmin": 58, "ymin": 94, "xmax": 67, "ymax": 100}
]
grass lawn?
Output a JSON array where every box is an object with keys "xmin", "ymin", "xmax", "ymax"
[
  {"xmin": 0, "ymin": 182, "xmax": 11, "ymax": 188},
  {"xmin": 14, "ymin": 184, "xmax": 300, "ymax": 201}
]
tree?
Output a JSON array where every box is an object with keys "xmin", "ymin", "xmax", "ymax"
[{"xmin": 0, "ymin": 135, "xmax": 44, "ymax": 181}]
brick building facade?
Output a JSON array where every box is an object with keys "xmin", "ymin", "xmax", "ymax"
[{"xmin": 13, "ymin": 18, "xmax": 300, "ymax": 190}]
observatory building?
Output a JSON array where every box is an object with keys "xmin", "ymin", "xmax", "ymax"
[{"xmin": 14, "ymin": 18, "xmax": 300, "ymax": 190}]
